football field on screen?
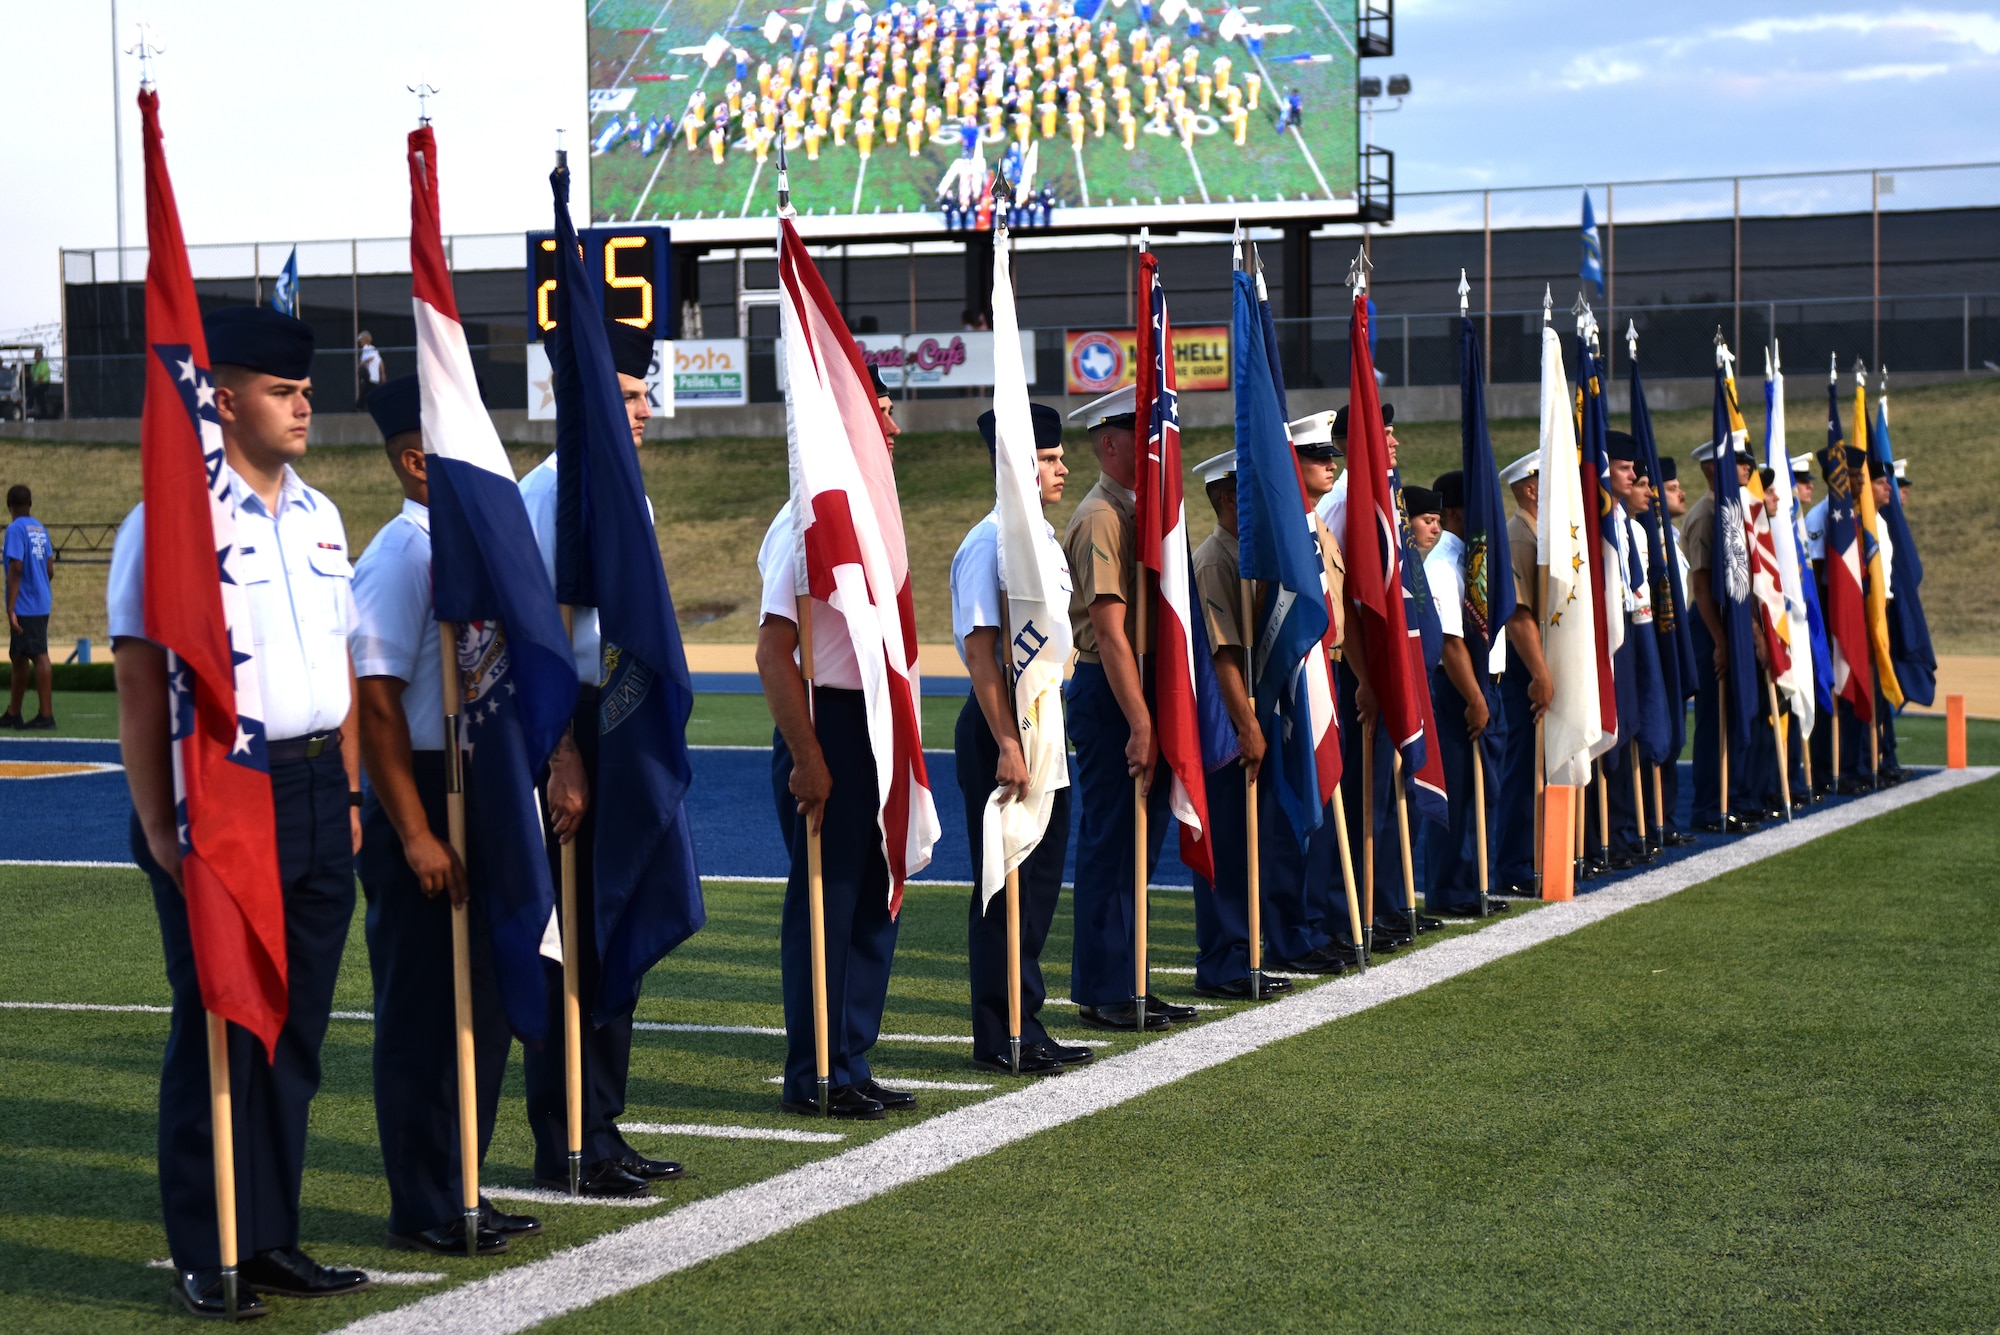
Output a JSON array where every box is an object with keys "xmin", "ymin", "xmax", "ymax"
[
  {"xmin": 586, "ymin": 0, "xmax": 1358, "ymax": 225},
  {"xmin": 3, "ymin": 761, "xmax": 1997, "ymax": 1330}
]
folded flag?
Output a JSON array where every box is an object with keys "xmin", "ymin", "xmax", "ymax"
[
  {"xmin": 137, "ymin": 88, "xmax": 287, "ymax": 1057},
  {"xmin": 978, "ymin": 223, "xmax": 1072, "ymax": 905},
  {"xmin": 775, "ymin": 220, "xmax": 940, "ymax": 911},
  {"xmin": 410, "ymin": 124, "xmax": 579, "ymax": 1043},
  {"xmin": 547, "ymin": 161, "xmax": 704, "ymax": 1022}
]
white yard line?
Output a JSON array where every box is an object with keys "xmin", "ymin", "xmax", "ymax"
[
  {"xmin": 0, "ymin": 859, "xmax": 139, "ymax": 869},
  {"xmin": 0, "ymin": 1000, "xmax": 170, "ymax": 1014},
  {"xmin": 623, "ymin": 1120, "xmax": 847, "ymax": 1145},
  {"xmin": 850, "ymin": 154, "xmax": 870, "ymax": 216},
  {"xmin": 763, "ymin": 1076, "xmax": 993, "ymax": 1092},
  {"xmin": 1180, "ymin": 137, "xmax": 1212, "ymax": 204},
  {"xmin": 334, "ymin": 767, "xmax": 1996, "ymax": 1335},
  {"xmin": 1241, "ymin": 45, "xmax": 1335, "ymax": 200},
  {"xmin": 1071, "ymin": 143, "xmax": 1092, "ymax": 208},
  {"xmin": 484, "ymin": 1187, "xmax": 667, "ymax": 1210}
]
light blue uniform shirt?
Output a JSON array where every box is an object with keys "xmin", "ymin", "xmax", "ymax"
[
  {"xmin": 107, "ymin": 464, "xmax": 355, "ymax": 742},
  {"xmin": 518, "ymin": 453, "xmax": 600, "ymax": 685},
  {"xmin": 350, "ymin": 498, "xmax": 443, "ymax": 750},
  {"xmin": 950, "ymin": 513, "xmax": 1003, "ymax": 667},
  {"xmin": 4, "ymin": 516, "xmax": 53, "ymax": 617}
]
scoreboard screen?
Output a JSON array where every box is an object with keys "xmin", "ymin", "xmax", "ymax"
[
  {"xmin": 524, "ymin": 225, "xmax": 672, "ymax": 342},
  {"xmin": 584, "ymin": 0, "xmax": 1362, "ymax": 243}
]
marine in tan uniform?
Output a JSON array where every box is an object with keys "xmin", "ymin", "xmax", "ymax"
[
  {"xmin": 1061, "ymin": 386, "xmax": 1196, "ymax": 1031},
  {"xmin": 1493, "ymin": 451, "xmax": 1554, "ymax": 892}
]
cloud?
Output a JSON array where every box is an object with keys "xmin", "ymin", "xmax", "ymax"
[
  {"xmin": 1840, "ymin": 61, "xmax": 1954, "ymax": 80},
  {"xmin": 1713, "ymin": 10, "xmax": 2000, "ymax": 55},
  {"xmin": 1557, "ymin": 56, "xmax": 1645, "ymax": 89}
]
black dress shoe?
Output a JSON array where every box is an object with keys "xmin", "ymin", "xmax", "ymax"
[
  {"xmin": 1662, "ymin": 830, "xmax": 1696, "ymax": 847},
  {"xmin": 171, "ymin": 1270, "xmax": 269, "ymax": 1320},
  {"xmin": 1192, "ymin": 974, "xmax": 1293, "ymax": 1000},
  {"xmin": 1372, "ymin": 926, "xmax": 1416, "ymax": 948},
  {"xmin": 857, "ymin": 1078, "xmax": 917, "ymax": 1111},
  {"xmin": 1076, "ymin": 1002, "xmax": 1169, "ymax": 1031},
  {"xmin": 1041, "ymin": 1041, "xmax": 1096, "ymax": 1066},
  {"xmin": 533, "ymin": 1159, "xmax": 652, "ymax": 1197},
  {"xmin": 1835, "ymin": 777, "xmax": 1872, "ymax": 796},
  {"xmin": 1270, "ymin": 947, "xmax": 1347, "ymax": 973},
  {"xmin": 615, "ymin": 1151, "xmax": 685, "ymax": 1181},
  {"xmin": 478, "ymin": 1200, "xmax": 543, "ymax": 1235},
  {"xmin": 239, "ymin": 1247, "xmax": 372, "ymax": 1297},
  {"xmin": 1695, "ymin": 815, "xmax": 1761, "ymax": 835},
  {"xmin": 389, "ymin": 1219, "xmax": 510, "ymax": 1256},
  {"xmin": 973, "ymin": 1048, "xmax": 1065, "ymax": 1075},
  {"xmin": 1141, "ymin": 994, "xmax": 1201, "ymax": 1022},
  {"xmin": 1414, "ymin": 914, "xmax": 1445, "ymax": 931},
  {"xmin": 781, "ymin": 1084, "xmax": 886, "ymax": 1119},
  {"xmin": 0, "ymin": 712, "xmax": 19, "ymax": 729}
]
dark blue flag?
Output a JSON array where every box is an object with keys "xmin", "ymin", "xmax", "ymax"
[
  {"xmin": 1709, "ymin": 364, "xmax": 1761, "ymax": 755},
  {"xmin": 548, "ymin": 163, "xmax": 705, "ymax": 1023},
  {"xmin": 1870, "ymin": 398, "xmax": 1935, "ymax": 706},
  {"xmin": 1233, "ymin": 268, "xmax": 1328, "ymax": 847},
  {"xmin": 1629, "ymin": 355, "xmax": 1694, "ymax": 760},
  {"xmin": 270, "ymin": 246, "xmax": 298, "ymax": 317},
  {"xmin": 1458, "ymin": 316, "xmax": 1516, "ymax": 664}
]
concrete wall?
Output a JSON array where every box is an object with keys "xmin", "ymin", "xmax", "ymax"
[{"xmin": 8, "ymin": 369, "xmax": 1984, "ymax": 446}]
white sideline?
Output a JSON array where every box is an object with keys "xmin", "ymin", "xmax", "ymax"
[
  {"xmin": 621, "ymin": 1121, "xmax": 847, "ymax": 1145},
  {"xmin": 333, "ymin": 767, "xmax": 1996, "ymax": 1335}
]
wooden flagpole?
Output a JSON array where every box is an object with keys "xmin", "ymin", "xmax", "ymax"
[
  {"xmin": 1330, "ymin": 785, "xmax": 1365, "ymax": 973},
  {"xmin": 1766, "ymin": 674, "xmax": 1794, "ymax": 819},
  {"xmin": 1391, "ymin": 750, "xmax": 1417, "ymax": 931},
  {"xmin": 1800, "ymin": 716, "xmax": 1814, "ymax": 797},
  {"xmin": 1595, "ymin": 759, "xmax": 1610, "ymax": 866},
  {"xmin": 438, "ymin": 623, "xmax": 481, "ymax": 1256},
  {"xmin": 1361, "ymin": 727, "xmax": 1376, "ymax": 956},
  {"xmin": 1133, "ymin": 565, "xmax": 1151, "ymax": 1033},
  {"xmin": 795, "ymin": 597, "xmax": 833, "ymax": 1114},
  {"xmin": 558, "ymin": 607, "xmax": 584, "ymax": 1196},
  {"xmin": 1630, "ymin": 741, "xmax": 1647, "ymax": 855},
  {"xmin": 1533, "ymin": 718, "xmax": 1545, "ymax": 893},
  {"xmin": 1651, "ymin": 764, "xmax": 1666, "ymax": 853},
  {"xmin": 1473, "ymin": 740, "xmax": 1490, "ymax": 917},
  {"xmin": 1719, "ymin": 674, "xmax": 1731, "ymax": 825},
  {"xmin": 204, "ymin": 1012, "xmax": 240, "ymax": 1317},
  {"xmin": 1240, "ymin": 576, "xmax": 1262, "ymax": 999}
]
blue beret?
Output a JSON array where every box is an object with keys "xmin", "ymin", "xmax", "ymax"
[
  {"xmin": 1657, "ymin": 455, "xmax": 1678, "ymax": 482},
  {"xmin": 1605, "ymin": 430, "xmax": 1640, "ymax": 462},
  {"xmin": 203, "ymin": 305, "xmax": 315, "ymax": 379},
  {"xmin": 867, "ymin": 361, "xmax": 890, "ymax": 399},
  {"xmin": 369, "ymin": 375, "xmax": 422, "ymax": 442},
  {"xmin": 1403, "ymin": 485, "xmax": 1442, "ymax": 517},
  {"xmin": 603, "ymin": 319, "xmax": 655, "ymax": 380},
  {"xmin": 977, "ymin": 402, "xmax": 1063, "ymax": 453}
]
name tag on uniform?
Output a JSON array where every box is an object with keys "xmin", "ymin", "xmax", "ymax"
[{"xmin": 317, "ymin": 541, "xmax": 344, "ymax": 552}]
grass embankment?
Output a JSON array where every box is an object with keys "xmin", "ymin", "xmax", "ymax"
[
  {"xmin": 557, "ymin": 776, "xmax": 2000, "ymax": 1334},
  {"xmin": 3, "ymin": 374, "xmax": 1993, "ymax": 653}
]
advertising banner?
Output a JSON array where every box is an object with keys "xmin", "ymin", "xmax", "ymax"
[
  {"xmin": 856, "ymin": 331, "xmax": 1037, "ymax": 390},
  {"xmin": 672, "ymin": 338, "xmax": 749, "ymax": 406},
  {"xmin": 527, "ymin": 338, "xmax": 676, "ymax": 421},
  {"xmin": 1064, "ymin": 326, "xmax": 1231, "ymax": 396}
]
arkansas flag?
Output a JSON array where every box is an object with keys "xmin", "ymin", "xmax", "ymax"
[
  {"xmin": 137, "ymin": 89, "xmax": 287, "ymax": 1055},
  {"xmin": 1134, "ymin": 251, "xmax": 1226, "ymax": 883},
  {"xmin": 979, "ymin": 225, "xmax": 1071, "ymax": 906},
  {"xmin": 776, "ymin": 221, "xmax": 940, "ymax": 910}
]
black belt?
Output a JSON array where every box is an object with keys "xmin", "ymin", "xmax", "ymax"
[{"xmin": 268, "ymin": 730, "xmax": 341, "ymax": 763}]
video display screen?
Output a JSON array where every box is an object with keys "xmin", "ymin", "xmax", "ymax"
[{"xmin": 586, "ymin": 0, "xmax": 1360, "ymax": 240}]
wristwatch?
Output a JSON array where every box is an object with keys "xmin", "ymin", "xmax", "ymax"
[{"xmin": 349, "ymin": 791, "xmax": 364, "ymax": 809}]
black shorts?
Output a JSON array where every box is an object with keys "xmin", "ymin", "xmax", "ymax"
[{"xmin": 10, "ymin": 614, "xmax": 48, "ymax": 660}]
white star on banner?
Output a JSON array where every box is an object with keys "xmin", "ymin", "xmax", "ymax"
[
  {"xmin": 177, "ymin": 356, "xmax": 197, "ymax": 385},
  {"xmin": 232, "ymin": 726, "xmax": 253, "ymax": 756}
]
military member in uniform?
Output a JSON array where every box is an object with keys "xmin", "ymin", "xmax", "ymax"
[
  {"xmin": 1062, "ymin": 385, "xmax": 1198, "ymax": 1029},
  {"xmin": 1655, "ymin": 455, "xmax": 1694, "ymax": 838},
  {"xmin": 1421, "ymin": 471, "xmax": 1508, "ymax": 914},
  {"xmin": 517, "ymin": 321, "xmax": 681, "ymax": 1192},
  {"xmin": 757, "ymin": 365, "xmax": 922, "ymax": 1117},
  {"xmin": 110, "ymin": 307, "xmax": 371, "ymax": 1317},
  {"xmin": 350, "ymin": 375, "xmax": 542, "ymax": 1255},
  {"xmin": 1494, "ymin": 452, "xmax": 1555, "ymax": 893},
  {"xmin": 952, "ymin": 403, "xmax": 1096, "ymax": 1073},
  {"xmin": 1404, "ymin": 485, "xmax": 1443, "ymax": 559},
  {"xmin": 1684, "ymin": 436, "xmax": 1763, "ymax": 833},
  {"xmin": 1184, "ymin": 449, "xmax": 1296, "ymax": 998}
]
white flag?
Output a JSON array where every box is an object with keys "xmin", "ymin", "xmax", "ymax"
[
  {"xmin": 1764, "ymin": 356, "xmax": 1815, "ymax": 739},
  {"xmin": 1536, "ymin": 323, "xmax": 1601, "ymax": 785},
  {"xmin": 979, "ymin": 228, "xmax": 1072, "ymax": 906}
]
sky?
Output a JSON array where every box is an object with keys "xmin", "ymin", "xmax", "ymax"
[{"xmin": 2, "ymin": 1, "xmax": 1997, "ymax": 336}]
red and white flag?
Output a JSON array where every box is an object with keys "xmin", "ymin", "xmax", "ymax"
[
  {"xmin": 776, "ymin": 221, "xmax": 939, "ymax": 911},
  {"xmin": 137, "ymin": 89, "xmax": 287, "ymax": 1054},
  {"xmin": 1134, "ymin": 251, "xmax": 1216, "ymax": 881}
]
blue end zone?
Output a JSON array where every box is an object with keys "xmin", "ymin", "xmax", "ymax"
[
  {"xmin": 692, "ymin": 672, "xmax": 971, "ymax": 697},
  {"xmin": 0, "ymin": 739, "xmax": 1928, "ymax": 896}
]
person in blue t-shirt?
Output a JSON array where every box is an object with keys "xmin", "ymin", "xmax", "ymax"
[{"xmin": 4, "ymin": 483, "xmax": 54, "ymax": 729}]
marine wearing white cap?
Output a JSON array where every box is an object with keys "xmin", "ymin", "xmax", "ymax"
[
  {"xmin": 1492, "ymin": 447, "xmax": 1554, "ymax": 894},
  {"xmin": 1497, "ymin": 452, "xmax": 1538, "ymax": 486},
  {"xmin": 1067, "ymin": 383, "xmax": 1138, "ymax": 431}
]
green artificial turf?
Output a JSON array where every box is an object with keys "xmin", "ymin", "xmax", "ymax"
[
  {"xmin": 0, "ymin": 852, "xmax": 1500, "ymax": 1330},
  {"xmin": 547, "ymin": 775, "xmax": 2000, "ymax": 1334}
]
